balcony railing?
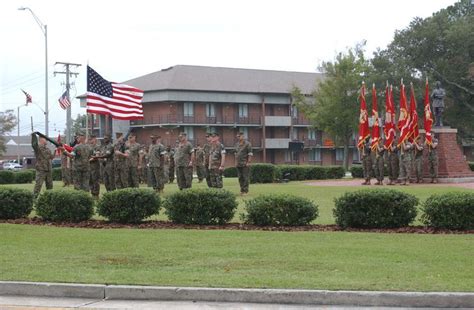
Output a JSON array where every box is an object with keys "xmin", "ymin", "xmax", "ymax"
[
  {"xmin": 293, "ymin": 116, "xmax": 311, "ymax": 125},
  {"xmin": 131, "ymin": 114, "xmax": 261, "ymax": 126},
  {"xmin": 159, "ymin": 138, "xmax": 262, "ymax": 148}
]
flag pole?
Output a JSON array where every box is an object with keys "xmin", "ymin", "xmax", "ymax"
[{"xmin": 86, "ymin": 113, "xmax": 89, "ymax": 141}]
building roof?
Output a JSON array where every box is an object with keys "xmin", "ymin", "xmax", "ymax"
[
  {"xmin": 122, "ymin": 65, "xmax": 323, "ymax": 95},
  {"xmin": 1, "ymin": 136, "xmax": 56, "ymax": 159}
]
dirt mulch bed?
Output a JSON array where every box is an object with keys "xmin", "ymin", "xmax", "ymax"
[{"xmin": 1, "ymin": 217, "xmax": 473, "ymax": 234}]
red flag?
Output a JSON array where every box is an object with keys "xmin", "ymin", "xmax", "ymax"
[
  {"xmin": 384, "ymin": 84, "xmax": 396, "ymax": 149},
  {"xmin": 55, "ymin": 134, "xmax": 62, "ymax": 156},
  {"xmin": 370, "ymin": 84, "xmax": 380, "ymax": 150},
  {"xmin": 397, "ymin": 81, "xmax": 411, "ymax": 146},
  {"xmin": 357, "ymin": 82, "xmax": 370, "ymax": 148},
  {"xmin": 21, "ymin": 89, "xmax": 32, "ymax": 105},
  {"xmin": 408, "ymin": 83, "xmax": 419, "ymax": 142},
  {"xmin": 424, "ymin": 78, "xmax": 434, "ymax": 145}
]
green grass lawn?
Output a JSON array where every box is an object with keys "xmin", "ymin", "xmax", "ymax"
[
  {"xmin": 1, "ymin": 224, "xmax": 473, "ymax": 291},
  {"xmin": 2, "ymin": 179, "xmax": 471, "ymax": 224}
]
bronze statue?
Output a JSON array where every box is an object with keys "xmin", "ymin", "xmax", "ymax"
[{"xmin": 431, "ymin": 81, "xmax": 446, "ymax": 127}]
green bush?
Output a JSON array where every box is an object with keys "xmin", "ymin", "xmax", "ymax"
[
  {"xmin": 277, "ymin": 165, "xmax": 308, "ymax": 181},
  {"xmin": 469, "ymin": 162, "xmax": 474, "ymax": 171},
  {"xmin": 421, "ymin": 192, "xmax": 474, "ymax": 230},
  {"xmin": 27, "ymin": 169, "xmax": 36, "ymax": 179},
  {"xmin": 350, "ymin": 165, "xmax": 364, "ymax": 178},
  {"xmin": 223, "ymin": 167, "xmax": 238, "ymax": 178},
  {"xmin": 305, "ymin": 166, "xmax": 327, "ymax": 179},
  {"xmin": 0, "ymin": 187, "xmax": 34, "ymax": 219},
  {"xmin": 36, "ymin": 189, "xmax": 94, "ymax": 222},
  {"xmin": 164, "ymin": 188, "xmax": 237, "ymax": 225},
  {"xmin": 325, "ymin": 166, "xmax": 346, "ymax": 179},
  {"xmin": 333, "ymin": 189, "xmax": 418, "ymax": 228},
  {"xmin": 14, "ymin": 170, "xmax": 34, "ymax": 184},
  {"xmin": 0, "ymin": 170, "xmax": 15, "ymax": 184},
  {"xmin": 52, "ymin": 168, "xmax": 62, "ymax": 181},
  {"xmin": 250, "ymin": 164, "xmax": 277, "ymax": 183},
  {"xmin": 242, "ymin": 194, "xmax": 318, "ymax": 226},
  {"xmin": 97, "ymin": 188, "xmax": 161, "ymax": 223}
]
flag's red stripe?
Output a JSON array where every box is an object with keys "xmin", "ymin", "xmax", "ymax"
[
  {"xmin": 86, "ymin": 95, "xmax": 143, "ymax": 110},
  {"xmin": 86, "ymin": 101, "xmax": 143, "ymax": 114}
]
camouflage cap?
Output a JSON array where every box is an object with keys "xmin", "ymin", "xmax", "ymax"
[
  {"xmin": 178, "ymin": 132, "xmax": 187, "ymax": 137},
  {"xmin": 210, "ymin": 132, "xmax": 219, "ymax": 137}
]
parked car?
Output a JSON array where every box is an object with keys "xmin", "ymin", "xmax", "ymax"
[
  {"xmin": 52, "ymin": 158, "xmax": 61, "ymax": 168},
  {"xmin": 3, "ymin": 162, "xmax": 23, "ymax": 171}
]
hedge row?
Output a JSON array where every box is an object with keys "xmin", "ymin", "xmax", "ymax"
[
  {"xmin": 0, "ymin": 188, "xmax": 472, "ymax": 229},
  {"xmin": 0, "ymin": 168, "xmax": 62, "ymax": 184},
  {"xmin": 248, "ymin": 164, "xmax": 345, "ymax": 183}
]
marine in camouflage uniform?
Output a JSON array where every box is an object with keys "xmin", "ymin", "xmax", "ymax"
[
  {"xmin": 203, "ymin": 134, "xmax": 212, "ymax": 187},
  {"xmin": 31, "ymin": 132, "xmax": 55, "ymax": 198},
  {"xmin": 235, "ymin": 132, "xmax": 253, "ymax": 194},
  {"xmin": 168, "ymin": 145, "xmax": 175, "ymax": 183},
  {"xmin": 398, "ymin": 139, "xmax": 413, "ymax": 185},
  {"xmin": 163, "ymin": 147, "xmax": 170, "ymax": 184},
  {"xmin": 413, "ymin": 136, "xmax": 424, "ymax": 183},
  {"xmin": 427, "ymin": 137, "xmax": 439, "ymax": 183},
  {"xmin": 139, "ymin": 146, "xmax": 148, "ymax": 184},
  {"xmin": 125, "ymin": 133, "xmax": 141, "ymax": 188},
  {"xmin": 88, "ymin": 135, "xmax": 101, "ymax": 198},
  {"xmin": 114, "ymin": 133, "xmax": 128, "ymax": 189},
  {"xmin": 373, "ymin": 139, "xmax": 385, "ymax": 185},
  {"xmin": 360, "ymin": 137, "xmax": 372, "ymax": 185},
  {"xmin": 208, "ymin": 132, "xmax": 226, "ymax": 188},
  {"xmin": 100, "ymin": 135, "xmax": 115, "ymax": 191},
  {"xmin": 174, "ymin": 133, "xmax": 194, "ymax": 190},
  {"xmin": 60, "ymin": 152, "xmax": 71, "ymax": 187},
  {"xmin": 148, "ymin": 135, "xmax": 166, "ymax": 192},
  {"xmin": 194, "ymin": 145, "xmax": 206, "ymax": 183},
  {"xmin": 64, "ymin": 132, "xmax": 91, "ymax": 192},
  {"xmin": 386, "ymin": 142, "xmax": 399, "ymax": 185}
]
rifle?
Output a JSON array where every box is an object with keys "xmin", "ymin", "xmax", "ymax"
[
  {"xmin": 35, "ymin": 132, "xmax": 73, "ymax": 152},
  {"xmin": 119, "ymin": 129, "xmax": 132, "ymax": 153}
]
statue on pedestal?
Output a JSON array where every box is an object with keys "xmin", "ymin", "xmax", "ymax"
[{"xmin": 431, "ymin": 81, "xmax": 446, "ymax": 127}]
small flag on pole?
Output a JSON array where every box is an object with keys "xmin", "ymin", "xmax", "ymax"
[
  {"xmin": 58, "ymin": 91, "xmax": 71, "ymax": 110},
  {"xmin": 424, "ymin": 78, "xmax": 434, "ymax": 145},
  {"xmin": 397, "ymin": 81, "xmax": 411, "ymax": 147},
  {"xmin": 370, "ymin": 84, "xmax": 380, "ymax": 150},
  {"xmin": 383, "ymin": 84, "xmax": 396, "ymax": 149},
  {"xmin": 21, "ymin": 89, "xmax": 32, "ymax": 105},
  {"xmin": 357, "ymin": 82, "xmax": 370, "ymax": 148},
  {"xmin": 408, "ymin": 83, "xmax": 419, "ymax": 142}
]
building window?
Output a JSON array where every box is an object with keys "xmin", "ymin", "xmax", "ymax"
[
  {"xmin": 238, "ymin": 104, "xmax": 248, "ymax": 118},
  {"xmin": 336, "ymin": 148, "xmax": 344, "ymax": 161},
  {"xmin": 184, "ymin": 102, "xmax": 194, "ymax": 117},
  {"xmin": 292, "ymin": 127, "xmax": 298, "ymax": 140},
  {"xmin": 206, "ymin": 103, "xmax": 215, "ymax": 117},
  {"xmin": 292, "ymin": 105, "xmax": 298, "ymax": 118},
  {"xmin": 308, "ymin": 128, "xmax": 316, "ymax": 140},
  {"xmin": 309, "ymin": 149, "xmax": 321, "ymax": 161},
  {"xmin": 183, "ymin": 126, "xmax": 194, "ymax": 140},
  {"xmin": 238, "ymin": 127, "xmax": 248, "ymax": 139},
  {"xmin": 284, "ymin": 150, "xmax": 291, "ymax": 162}
]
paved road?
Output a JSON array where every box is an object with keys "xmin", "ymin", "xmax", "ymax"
[{"xmin": 0, "ymin": 296, "xmax": 470, "ymax": 310}]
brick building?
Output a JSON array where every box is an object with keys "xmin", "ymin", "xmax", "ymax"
[{"xmin": 80, "ymin": 65, "xmax": 359, "ymax": 166}]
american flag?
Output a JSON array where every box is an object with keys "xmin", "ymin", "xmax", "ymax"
[
  {"xmin": 86, "ymin": 66, "xmax": 144, "ymax": 120},
  {"xmin": 21, "ymin": 89, "xmax": 32, "ymax": 105},
  {"xmin": 58, "ymin": 91, "xmax": 71, "ymax": 110}
]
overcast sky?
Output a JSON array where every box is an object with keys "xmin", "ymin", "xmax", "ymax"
[{"xmin": 0, "ymin": 0, "xmax": 456, "ymax": 136}]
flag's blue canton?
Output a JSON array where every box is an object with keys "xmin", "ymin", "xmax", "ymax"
[{"xmin": 87, "ymin": 66, "xmax": 113, "ymax": 97}]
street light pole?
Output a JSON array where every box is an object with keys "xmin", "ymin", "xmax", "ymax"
[{"xmin": 18, "ymin": 7, "xmax": 49, "ymax": 136}]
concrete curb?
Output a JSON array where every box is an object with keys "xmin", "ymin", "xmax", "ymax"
[{"xmin": 1, "ymin": 281, "xmax": 474, "ymax": 308}]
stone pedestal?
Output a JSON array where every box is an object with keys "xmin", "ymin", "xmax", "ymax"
[{"xmin": 419, "ymin": 127, "xmax": 474, "ymax": 181}]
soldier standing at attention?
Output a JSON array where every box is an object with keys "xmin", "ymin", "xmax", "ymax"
[
  {"xmin": 203, "ymin": 134, "xmax": 212, "ymax": 187},
  {"xmin": 31, "ymin": 132, "xmax": 55, "ymax": 198},
  {"xmin": 62, "ymin": 132, "xmax": 91, "ymax": 192},
  {"xmin": 195, "ymin": 144, "xmax": 206, "ymax": 183},
  {"xmin": 235, "ymin": 132, "xmax": 253, "ymax": 195},
  {"xmin": 174, "ymin": 132, "xmax": 194, "ymax": 190},
  {"xmin": 139, "ymin": 146, "xmax": 148, "ymax": 184},
  {"xmin": 427, "ymin": 136, "xmax": 439, "ymax": 183},
  {"xmin": 373, "ymin": 139, "xmax": 385, "ymax": 185},
  {"xmin": 360, "ymin": 137, "xmax": 372, "ymax": 185},
  {"xmin": 386, "ymin": 141, "xmax": 399, "ymax": 185},
  {"xmin": 148, "ymin": 135, "xmax": 166, "ymax": 193},
  {"xmin": 399, "ymin": 139, "xmax": 413, "ymax": 186},
  {"xmin": 167, "ymin": 145, "xmax": 175, "ymax": 184},
  {"xmin": 99, "ymin": 134, "xmax": 115, "ymax": 191},
  {"xmin": 413, "ymin": 136, "xmax": 424, "ymax": 183},
  {"xmin": 88, "ymin": 135, "xmax": 101, "ymax": 199},
  {"xmin": 125, "ymin": 133, "xmax": 141, "ymax": 188},
  {"xmin": 60, "ymin": 151, "xmax": 71, "ymax": 187},
  {"xmin": 208, "ymin": 132, "xmax": 226, "ymax": 188},
  {"xmin": 114, "ymin": 133, "xmax": 128, "ymax": 189}
]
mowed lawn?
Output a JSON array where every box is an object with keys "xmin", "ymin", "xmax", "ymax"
[{"xmin": 2, "ymin": 178, "xmax": 471, "ymax": 224}]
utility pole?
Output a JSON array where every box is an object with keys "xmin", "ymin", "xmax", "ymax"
[{"xmin": 54, "ymin": 62, "xmax": 81, "ymax": 143}]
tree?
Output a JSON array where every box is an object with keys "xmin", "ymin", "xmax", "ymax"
[
  {"xmin": 69, "ymin": 114, "xmax": 87, "ymax": 137},
  {"xmin": 0, "ymin": 110, "xmax": 17, "ymax": 156},
  {"xmin": 292, "ymin": 43, "xmax": 371, "ymax": 170}
]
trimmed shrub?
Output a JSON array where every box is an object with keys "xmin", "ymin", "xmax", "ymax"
[
  {"xmin": 326, "ymin": 166, "xmax": 346, "ymax": 179},
  {"xmin": 97, "ymin": 188, "xmax": 161, "ymax": 223},
  {"xmin": 0, "ymin": 170, "xmax": 15, "ymax": 184},
  {"xmin": 36, "ymin": 189, "xmax": 94, "ymax": 222},
  {"xmin": 277, "ymin": 165, "xmax": 308, "ymax": 181},
  {"xmin": 421, "ymin": 192, "xmax": 474, "ymax": 230},
  {"xmin": 164, "ymin": 188, "xmax": 237, "ymax": 225},
  {"xmin": 350, "ymin": 165, "xmax": 363, "ymax": 178},
  {"xmin": 242, "ymin": 194, "xmax": 318, "ymax": 226},
  {"xmin": 223, "ymin": 166, "xmax": 238, "ymax": 178},
  {"xmin": 52, "ymin": 168, "xmax": 62, "ymax": 181},
  {"xmin": 333, "ymin": 189, "xmax": 418, "ymax": 228},
  {"xmin": 250, "ymin": 164, "xmax": 277, "ymax": 183},
  {"xmin": 469, "ymin": 162, "xmax": 474, "ymax": 172},
  {"xmin": 0, "ymin": 187, "xmax": 34, "ymax": 219},
  {"xmin": 305, "ymin": 166, "xmax": 327, "ymax": 180},
  {"xmin": 14, "ymin": 170, "xmax": 34, "ymax": 184}
]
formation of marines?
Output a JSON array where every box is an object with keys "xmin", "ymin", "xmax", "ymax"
[
  {"xmin": 31, "ymin": 130, "xmax": 254, "ymax": 197},
  {"xmin": 359, "ymin": 134, "xmax": 439, "ymax": 186}
]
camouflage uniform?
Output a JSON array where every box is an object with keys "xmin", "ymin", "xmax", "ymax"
[
  {"xmin": 399, "ymin": 141, "xmax": 412, "ymax": 185},
  {"xmin": 101, "ymin": 142, "xmax": 116, "ymax": 191},
  {"xmin": 386, "ymin": 145, "xmax": 399, "ymax": 184},
  {"xmin": 89, "ymin": 144, "xmax": 101, "ymax": 197},
  {"xmin": 360, "ymin": 142, "xmax": 372, "ymax": 184},
  {"xmin": 163, "ymin": 151, "xmax": 170, "ymax": 184},
  {"xmin": 126, "ymin": 142, "xmax": 141, "ymax": 188},
  {"xmin": 413, "ymin": 142, "xmax": 424, "ymax": 183},
  {"xmin": 114, "ymin": 141, "xmax": 128, "ymax": 189},
  {"xmin": 148, "ymin": 142, "xmax": 166, "ymax": 191},
  {"xmin": 32, "ymin": 134, "xmax": 54, "ymax": 198},
  {"xmin": 428, "ymin": 139, "xmax": 439, "ymax": 182},
  {"xmin": 174, "ymin": 141, "xmax": 194, "ymax": 190},
  {"xmin": 71, "ymin": 143, "xmax": 91, "ymax": 192},
  {"xmin": 168, "ymin": 148, "xmax": 175, "ymax": 183},
  {"xmin": 373, "ymin": 143, "xmax": 384, "ymax": 184},
  {"xmin": 195, "ymin": 147, "xmax": 206, "ymax": 182},
  {"xmin": 209, "ymin": 142, "xmax": 226, "ymax": 188},
  {"xmin": 60, "ymin": 153, "xmax": 71, "ymax": 186},
  {"xmin": 235, "ymin": 140, "xmax": 253, "ymax": 193},
  {"xmin": 203, "ymin": 143, "xmax": 211, "ymax": 187}
]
